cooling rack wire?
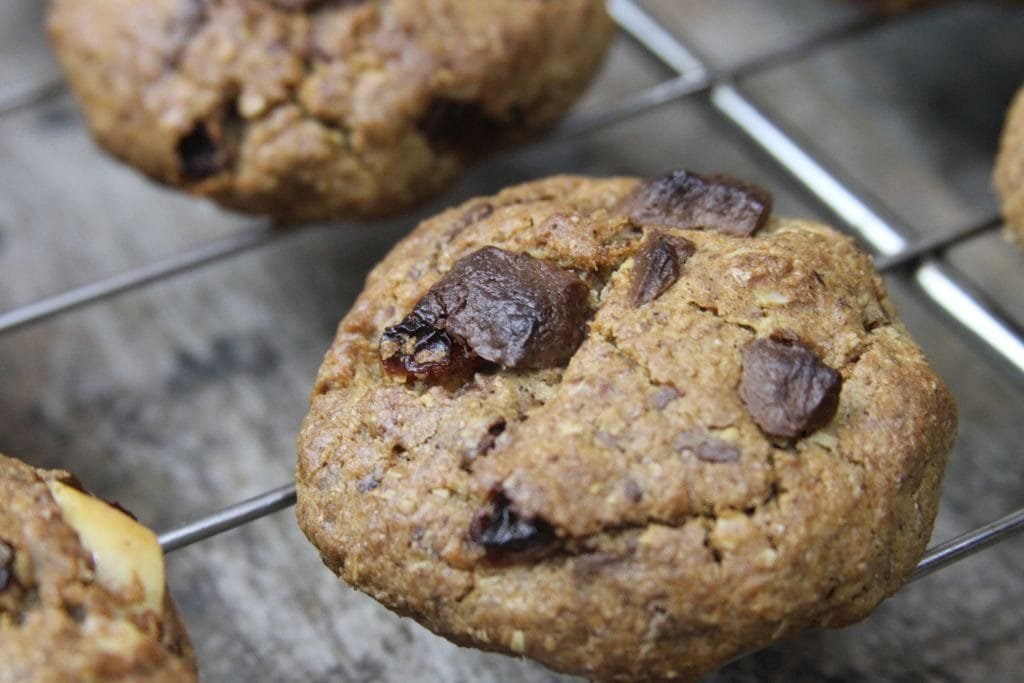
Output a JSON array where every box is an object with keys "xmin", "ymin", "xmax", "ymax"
[{"xmin": 1, "ymin": 0, "xmax": 1022, "ymax": 664}]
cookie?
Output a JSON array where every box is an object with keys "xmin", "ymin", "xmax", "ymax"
[
  {"xmin": 295, "ymin": 170, "xmax": 957, "ymax": 681},
  {"xmin": 47, "ymin": 0, "xmax": 614, "ymax": 223},
  {"xmin": 0, "ymin": 453, "xmax": 196, "ymax": 683},
  {"xmin": 995, "ymin": 86, "xmax": 1024, "ymax": 247}
]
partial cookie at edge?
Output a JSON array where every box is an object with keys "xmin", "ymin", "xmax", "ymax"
[
  {"xmin": 0, "ymin": 453, "xmax": 196, "ymax": 683},
  {"xmin": 996, "ymin": 86, "xmax": 1024, "ymax": 247}
]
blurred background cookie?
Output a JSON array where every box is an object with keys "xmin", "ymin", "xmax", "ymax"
[{"xmin": 47, "ymin": 0, "xmax": 614, "ymax": 223}]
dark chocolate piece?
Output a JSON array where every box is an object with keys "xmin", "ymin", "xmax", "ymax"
[
  {"xmin": 739, "ymin": 338, "xmax": 842, "ymax": 439},
  {"xmin": 629, "ymin": 232, "xmax": 696, "ymax": 307},
  {"xmin": 620, "ymin": 169, "xmax": 772, "ymax": 235},
  {"xmin": 408, "ymin": 246, "xmax": 590, "ymax": 371},
  {"xmin": 379, "ymin": 312, "xmax": 479, "ymax": 382},
  {"xmin": 469, "ymin": 492, "xmax": 555, "ymax": 559},
  {"xmin": 0, "ymin": 539, "xmax": 13, "ymax": 591}
]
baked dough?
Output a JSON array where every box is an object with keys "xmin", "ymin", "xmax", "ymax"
[{"xmin": 296, "ymin": 171, "xmax": 957, "ymax": 681}]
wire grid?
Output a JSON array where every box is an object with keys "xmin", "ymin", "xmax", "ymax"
[
  {"xmin": 136, "ymin": 0, "xmax": 1023, "ymax": 575},
  {"xmin": 1, "ymin": 0, "xmax": 1022, "ymax": 679}
]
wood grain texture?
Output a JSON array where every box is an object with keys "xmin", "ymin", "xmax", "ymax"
[{"xmin": 0, "ymin": 1, "xmax": 1022, "ymax": 681}]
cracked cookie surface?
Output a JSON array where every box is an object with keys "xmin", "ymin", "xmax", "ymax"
[
  {"xmin": 996, "ymin": 86, "xmax": 1024, "ymax": 247},
  {"xmin": 295, "ymin": 173, "xmax": 957, "ymax": 682},
  {"xmin": 0, "ymin": 453, "xmax": 196, "ymax": 683},
  {"xmin": 47, "ymin": 0, "xmax": 613, "ymax": 223}
]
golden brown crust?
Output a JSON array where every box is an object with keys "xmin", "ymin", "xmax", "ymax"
[
  {"xmin": 47, "ymin": 0, "xmax": 614, "ymax": 223},
  {"xmin": 0, "ymin": 454, "xmax": 196, "ymax": 683},
  {"xmin": 995, "ymin": 87, "xmax": 1024, "ymax": 247},
  {"xmin": 295, "ymin": 174, "xmax": 957, "ymax": 682}
]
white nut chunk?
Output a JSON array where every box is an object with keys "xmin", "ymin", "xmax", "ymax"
[{"xmin": 46, "ymin": 480, "xmax": 165, "ymax": 612}]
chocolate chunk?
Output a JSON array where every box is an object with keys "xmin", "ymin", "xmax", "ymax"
[
  {"xmin": 177, "ymin": 122, "xmax": 228, "ymax": 180},
  {"xmin": 629, "ymin": 232, "xmax": 696, "ymax": 307},
  {"xmin": 418, "ymin": 246, "xmax": 590, "ymax": 369},
  {"xmin": 619, "ymin": 169, "xmax": 773, "ymax": 235},
  {"xmin": 739, "ymin": 338, "xmax": 842, "ymax": 438},
  {"xmin": 0, "ymin": 540, "xmax": 13, "ymax": 591},
  {"xmin": 418, "ymin": 99, "xmax": 506, "ymax": 154},
  {"xmin": 380, "ymin": 312, "xmax": 479, "ymax": 382},
  {"xmin": 469, "ymin": 491, "xmax": 555, "ymax": 560}
]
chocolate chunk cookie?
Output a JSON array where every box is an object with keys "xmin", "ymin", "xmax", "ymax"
[
  {"xmin": 996, "ymin": 86, "xmax": 1024, "ymax": 247},
  {"xmin": 47, "ymin": 0, "xmax": 614, "ymax": 223},
  {"xmin": 296, "ymin": 171, "xmax": 957, "ymax": 682},
  {"xmin": 0, "ymin": 453, "xmax": 196, "ymax": 683}
]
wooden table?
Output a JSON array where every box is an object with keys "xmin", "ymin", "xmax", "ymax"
[{"xmin": 1, "ymin": 1, "xmax": 1022, "ymax": 680}]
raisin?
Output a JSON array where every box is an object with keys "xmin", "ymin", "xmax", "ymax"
[
  {"xmin": 0, "ymin": 540, "xmax": 13, "ymax": 592},
  {"xmin": 619, "ymin": 169, "xmax": 773, "ymax": 235},
  {"xmin": 469, "ymin": 491, "xmax": 555, "ymax": 560},
  {"xmin": 379, "ymin": 312, "xmax": 479, "ymax": 382},
  {"xmin": 176, "ymin": 122, "xmax": 228, "ymax": 180},
  {"xmin": 629, "ymin": 232, "xmax": 696, "ymax": 307},
  {"xmin": 739, "ymin": 338, "xmax": 842, "ymax": 439}
]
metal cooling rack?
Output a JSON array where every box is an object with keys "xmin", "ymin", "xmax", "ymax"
[{"xmin": 1, "ymin": 0, "xmax": 1022, "ymax": 677}]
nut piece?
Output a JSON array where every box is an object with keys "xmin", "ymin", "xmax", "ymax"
[
  {"xmin": 629, "ymin": 231, "xmax": 696, "ymax": 307},
  {"xmin": 619, "ymin": 169, "xmax": 773, "ymax": 235},
  {"xmin": 739, "ymin": 338, "xmax": 842, "ymax": 439},
  {"xmin": 381, "ymin": 246, "xmax": 591, "ymax": 381},
  {"xmin": 46, "ymin": 481, "xmax": 165, "ymax": 612}
]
